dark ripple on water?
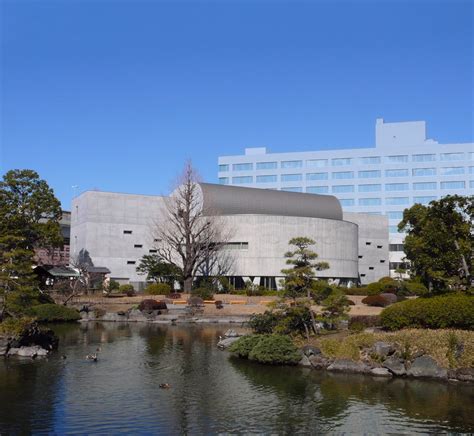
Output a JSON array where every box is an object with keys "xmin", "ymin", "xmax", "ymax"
[{"xmin": 0, "ymin": 323, "xmax": 473, "ymax": 435}]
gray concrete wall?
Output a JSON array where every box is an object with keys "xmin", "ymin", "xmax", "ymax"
[{"xmin": 344, "ymin": 212, "xmax": 389, "ymax": 284}]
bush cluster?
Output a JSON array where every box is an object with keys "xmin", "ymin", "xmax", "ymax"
[
  {"xmin": 138, "ymin": 299, "xmax": 167, "ymax": 312},
  {"xmin": 346, "ymin": 277, "xmax": 428, "ymax": 297},
  {"xmin": 146, "ymin": 283, "xmax": 171, "ymax": 296},
  {"xmin": 380, "ymin": 294, "xmax": 474, "ymax": 330},
  {"xmin": 361, "ymin": 295, "xmax": 392, "ymax": 307},
  {"xmin": 0, "ymin": 317, "xmax": 36, "ymax": 336},
  {"xmin": 118, "ymin": 284, "xmax": 135, "ymax": 296},
  {"xmin": 29, "ymin": 304, "xmax": 81, "ymax": 322},
  {"xmin": 228, "ymin": 334, "xmax": 301, "ymax": 365}
]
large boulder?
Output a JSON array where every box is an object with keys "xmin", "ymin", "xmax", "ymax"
[
  {"xmin": 372, "ymin": 341, "xmax": 395, "ymax": 359},
  {"xmin": 8, "ymin": 345, "xmax": 49, "ymax": 358},
  {"xmin": 298, "ymin": 354, "xmax": 312, "ymax": 367},
  {"xmin": 448, "ymin": 368, "xmax": 474, "ymax": 382},
  {"xmin": 9, "ymin": 324, "xmax": 58, "ymax": 351},
  {"xmin": 370, "ymin": 367, "xmax": 392, "ymax": 377},
  {"xmin": 224, "ymin": 329, "xmax": 240, "ymax": 338},
  {"xmin": 309, "ymin": 355, "xmax": 331, "ymax": 369},
  {"xmin": 383, "ymin": 356, "xmax": 406, "ymax": 376},
  {"xmin": 0, "ymin": 336, "xmax": 9, "ymax": 356},
  {"xmin": 327, "ymin": 359, "xmax": 370, "ymax": 374},
  {"xmin": 407, "ymin": 355, "xmax": 447, "ymax": 379},
  {"xmin": 217, "ymin": 337, "xmax": 240, "ymax": 349},
  {"xmin": 301, "ymin": 345, "xmax": 322, "ymax": 357}
]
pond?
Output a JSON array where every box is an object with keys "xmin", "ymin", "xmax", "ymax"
[{"xmin": 0, "ymin": 323, "xmax": 473, "ymax": 434}]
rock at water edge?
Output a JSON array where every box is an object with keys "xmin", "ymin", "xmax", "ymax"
[{"xmin": 407, "ymin": 356, "xmax": 447, "ymax": 379}]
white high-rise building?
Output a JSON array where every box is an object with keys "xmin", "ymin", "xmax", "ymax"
[{"xmin": 217, "ymin": 119, "xmax": 474, "ymax": 276}]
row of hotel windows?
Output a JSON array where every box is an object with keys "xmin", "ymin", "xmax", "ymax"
[
  {"xmin": 219, "ymin": 152, "xmax": 474, "ymax": 172},
  {"xmin": 220, "ymin": 166, "xmax": 474, "ymax": 184},
  {"xmin": 221, "ymin": 180, "xmax": 471, "ymax": 192}
]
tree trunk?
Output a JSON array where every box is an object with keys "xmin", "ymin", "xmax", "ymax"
[
  {"xmin": 307, "ymin": 289, "xmax": 318, "ymax": 335},
  {"xmin": 454, "ymin": 240, "xmax": 471, "ymax": 283},
  {"xmin": 184, "ymin": 276, "xmax": 193, "ymax": 293}
]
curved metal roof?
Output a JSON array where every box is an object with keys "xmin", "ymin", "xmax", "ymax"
[{"xmin": 198, "ymin": 183, "xmax": 342, "ymax": 221}]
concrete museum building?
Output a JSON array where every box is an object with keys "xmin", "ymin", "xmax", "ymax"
[{"xmin": 70, "ymin": 183, "xmax": 388, "ymax": 290}]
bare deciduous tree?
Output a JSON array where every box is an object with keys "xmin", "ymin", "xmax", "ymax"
[{"xmin": 153, "ymin": 161, "xmax": 233, "ymax": 292}]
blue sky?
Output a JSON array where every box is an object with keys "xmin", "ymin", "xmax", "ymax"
[{"xmin": 1, "ymin": 0, "xmax": 472, "ymax": 208}]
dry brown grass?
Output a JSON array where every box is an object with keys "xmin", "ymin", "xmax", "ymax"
[{"xmin": 317, "ymin": 329, "xmax": 474, "ymax": 368}]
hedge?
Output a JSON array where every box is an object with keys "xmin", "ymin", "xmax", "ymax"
[
  {"xmin": 228, "ymin": 335, "xmax": 263, "ymax": 359},
  {"xmin": 380, "ymin": 294, "xmax": 474, "ymax": 330},
  {"xmin": 29, "ymin": 304, "xmax": 81, "ymax": 322},
  {"xmin": 361, "ymin": 295, "xmax": 392, "ymax": 307},
  {"xmin": 248, "ymin": 335, "xmax": 301, "ymax": 365},
  {"xmin": 146, "ymin": 283, "xmax": 171, "ymax": 296}
]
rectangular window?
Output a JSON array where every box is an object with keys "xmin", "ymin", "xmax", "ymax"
[
  {"xmin": 441, "ymin": 167, "xmax": 464, "ymax": 176},
  {"xmin": 470, "ymin": 167, "xmax": 474, "ymax": 174},
  {"xmin": 306, "ymin": 159, "xmax": 327, "ymax": 168},
  {"xmin": 389, "ymin": 244, "xmax": 404, "ymax": 252},
  {"xmin": 224, "ymin": 242, "xmax": 249, "ymax": 250},
  {"xmin": 413, "ymin": 182, "xmax": 437, "ymax": 190},
  {"xmin": 219, "ymin": 177, "xmax": 229, "ymax": 185},
  {"xmin": 360, "ymin": 156, "xmax": 381, "ymax": 164},
  {"xmin": 123, "ymin": 230, "xmax": 132, "ymax": 234},
  {"xmin": 281, "ymin": 187, "xmax": 302, "ymax": 192},
  {"xmin": 281, "ymin": 160, "xmax": 302, "ymax": 169},
  {"xmin": 218, "ymin": 164, "xmax": 229, "ymax": 172},
  {"xmin": 359, "ymin": 198, "xmax": 382, "ymax": 206},
  {"xmin": 389, "ymin": 226, "xmax": 401, "ymax": 234},
  {"xmin": 358, "ymin": 184, "xmax": 381, "ymax": 192},
  {"xmin": 386, "ymin": 197, "xmax": 409, "ymax": 205},
  {"xmin": 306, "ymin": 172, "xmax": 328, "ymax": 181},
  {"xmin": 256, "ymin": 161, "xmax": 277, "ymax": 170},
  {"xmin": 440, "ymin": 181, "xmax": 465, "ymax": 189},
  {"xmin": 134, "ymin": 244, "xmax": 143, "ymax": 248},
  {"xmin": 127, "ymin": 261, "xmax": 136, "ymax": 265},
  {"xmin": 232, "ymin": 176, "xmax": 253, "ymax": 184},
  {"xmin": 469, "ymin": 152, "xmax": 474, "ymax": 161},
  {"xmin": 412, "ymin": 154, "xmax": 436, "ymax": 162},
  {"xmin": 332, "ymin": 185, "xmax": 354, "ymax": 193},
  {"xmin": 232, "ymin": 163, "xmax": 253, "ymax": 171},
  {"xmin": 281, "ymin": 173, "xmax": 302, "ymax": 182},
  {"xmin": 333, "ymin": 171, "xmax": 354, "ymax": 180},
  {"xmin": 414, "ymin": 196, "xmax": 436, "ymax": 205},
  {"xmin": 332, "ymin": 158, "xmax": 352, "ymax": 166},
  {"xmin": 387, "ymin": 211, "xmax": 403, "ymax": 220},
  {"xmin": 413, "ymin": 168, "xmax": 436, "ymax": 177},
  {"xmin": 386, "ymin": 155, "xmax": 408, "ymax": 163},
  {"xmin": 358, "ymin": 170, "xmax": 381, "ymax": 179},
  {"xmin": 440, "ymin": 152, "xmax": 464, "ymax": 161},
  {"xmin": 339, "ymin": 199, "xmax": 355, "ymax": 206},
  {"xmin": 149, "ymin": 249, "xmax": 157, "ymax": 253},
  {"xmin": 385, "ymin": 183, "xmax": 409, "ymax": 191},
  {"xmin": 385, "ymin": 169, "xmax": 409, "ymax": 177},
  {"xmin": 470, "ymin": 180, "xmax": 474, "ymax": 188},
  {"xmin": 256, "ymin": 175, "xmax": 277, "ymax": 183},
  {"xmin": 307, "ymin": 186, "xmax": 329, "ymax": 194}
]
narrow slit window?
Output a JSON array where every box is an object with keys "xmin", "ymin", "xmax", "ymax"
[
  {"xmin": 149, "ymin": 249, "xmax": 157, "ymax": 253},
  {"xmin": 123, "ymin": 230, "xmax": 132, "ymax": 234},
  {"xmin": 369, "ymin": 267, "xmax": 374, "ymax": 270},
  {"xmin": 134, "ymin": 244, "xmax": 143, "ymax": 248},
  {"xmin": 365, "ymin": 242, "xmax": 371, "ymax": 246},
  {"xmin": 127, "ymin": 261, "xmax": 136, "ymax": 265}
]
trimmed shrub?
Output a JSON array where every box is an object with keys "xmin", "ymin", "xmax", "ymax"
[
  {"xmin": 248, "ymin": 335, "xmax": 301, "ymax": 365},
  {"xmin": 381, "ymin": 294, "xmax": 474, "ymax": 330},
  {"xmin": 344, "ymin": 286, "xmax": 370, "ymax": 296},
  {"xmin": 138, "ymin": 299, "xmax": 167, "ymax": 312},
  {"xmin": 311, "ymin": 280, "xmax": 333, "ymax": 303},
  {"xmin": 146, "ymin": 283, "xmax": 171, "ymax": 296},
  {"xmin": 403, "ymin": 281, "xmax": 429, "ymax": 296},
  {"xmin": 29, "ymin": 304, "xmax": 81, "ymax": 322},
  {"xmin": 228, "ymin": 335, "xmax": 263, "ymax": 358},
  {"xmin": 361, "ymin": 295, "xmax": 391, "ymax": 307},
  {"xmin": 109, "ymin": 280, "xmax": 120, "ymax": 291},
  {"xmin": 366, "ymin": 282, "xmax": 383, "ymax": 295},
  {"xmin": 248, "ymin": 311, "xmax": 280, "ymax": 334},
  {"xmin": 118, "ymin": 284, "xmax": 135, "ymax": 296}
]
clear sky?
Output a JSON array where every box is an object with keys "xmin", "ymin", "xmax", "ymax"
[{"xmin": 1, "ymin": 0, "xmax": 473, "ymax": 208}]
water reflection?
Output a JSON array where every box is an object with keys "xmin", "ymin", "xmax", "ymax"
[{"xmin": 0, "ymin": 323, "xmax": 472, "ymax": 434}]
